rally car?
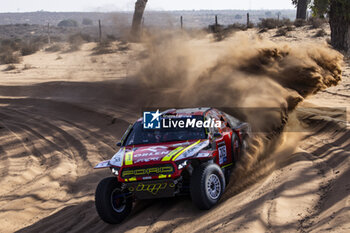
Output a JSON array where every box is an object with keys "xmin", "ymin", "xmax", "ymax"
[{"xmin": 94, "ymin": 107, "xmax": 250, "ymax": 224}]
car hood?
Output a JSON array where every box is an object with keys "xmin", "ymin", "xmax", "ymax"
[{"xmin": 109, "ymin": 139, "xmax": 210, "ymax": 166}]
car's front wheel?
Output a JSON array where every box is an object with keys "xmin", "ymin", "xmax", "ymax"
[
  {"xmin": 95, "ymin": 177, "xmax": 132, "ymax": 224},
  {"xmin": 190, "ymin": 163, "xmax": 226, "ymax": 210}
]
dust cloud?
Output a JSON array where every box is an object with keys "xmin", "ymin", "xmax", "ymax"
[{"xmin": 129, "ymin": 31, "xmax": 343, "ymax": 195}]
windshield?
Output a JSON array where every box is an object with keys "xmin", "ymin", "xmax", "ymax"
[{"xmin": 124, "ymin": 117, "xmax": 207, "ymax": 146}]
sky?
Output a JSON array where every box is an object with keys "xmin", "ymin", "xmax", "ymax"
[{"xmin": 1, "ymin": 0, "xmax": 295, "ymax": 13}]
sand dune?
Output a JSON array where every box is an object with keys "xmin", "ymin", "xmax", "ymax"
[{"xmin": 0, "ymin": 28, "xmax": 349, "ymax": 233}]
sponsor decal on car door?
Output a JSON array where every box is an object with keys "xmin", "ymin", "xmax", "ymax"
[{"xmin": 218, "ymin": 144, "xmax": 227, "ymax": 165}]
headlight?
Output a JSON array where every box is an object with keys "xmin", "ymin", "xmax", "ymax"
[
  {"xmin": 111, "ymin": 167, "xmax": 119, "ymax": 176},
  {"xmin": 177, "ymin": 160, "xmax": 188, "ymax": 170}
]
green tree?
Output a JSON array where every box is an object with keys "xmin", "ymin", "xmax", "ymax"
[
  {"xmin": 57, "ymin": 19, "xmax": 78, "ymax": 27},
  {"xmin": 293, "ymin": 0, "xmax": 350, "ymax": 54},
  {"xmin": 328, "ymin": 0, "xmax": 350, "ymax": 53}
]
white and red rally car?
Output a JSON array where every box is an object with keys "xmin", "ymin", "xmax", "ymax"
[{"xmin": 94, "ymin": 108, "xmax": 250, "ymax": 224}]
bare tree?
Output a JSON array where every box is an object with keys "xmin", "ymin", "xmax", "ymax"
[{"xmin": 131, "ymin": 0, "xmax": 148, "ymax": 40}]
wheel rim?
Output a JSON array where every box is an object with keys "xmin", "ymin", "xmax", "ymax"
[
  {"xmin": 206, "ymin": 174, "xmax": 221, "ymax": 200},
  {"xmin": 110, "ymin": 188, "xmax": 126, "ymax": 213}
]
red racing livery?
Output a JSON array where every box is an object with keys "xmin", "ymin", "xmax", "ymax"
[{"xmin": 94, "ymin": 107, "xmax": 250, "ymax": 224}]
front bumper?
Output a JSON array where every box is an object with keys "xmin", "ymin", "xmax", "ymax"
[{"xmin": 125, "ymin": 178, "xmax": 179, "ymax": 199}]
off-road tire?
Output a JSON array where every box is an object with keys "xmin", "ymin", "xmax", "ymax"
[
  {"xmin": 95, "ymin": 177, "xmax": 132, "ymax": 224},
  {"xmin": 190, "ymin": 163, "xmax": 226, "ymax": 210}
]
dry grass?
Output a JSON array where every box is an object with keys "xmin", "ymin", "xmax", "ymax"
[
  {"xmin": 259, "ymin": 18, "xmax": 280, "ymax": 29},
  {"xmin": 91, "ymin": 37, "xmax": 128, "ymax": 55},
  {"xmin": 275, "ymin": 27, "xmax": 289, "ymax": 37},
  {"xmin": 294, "ymin": 19, "xmax": 306, "ymax": 27},
  {"xmin": 3, "ymin": 64, "xmax": 16, "ymax": 71},
  {"xmin": 208, "ymin": 23, "xmax": 248, "ymax": 42},
  {"xmin": 20, "ymin": 42, "xmax": 39, "ymax": 56},
  {"xmin": 258, "ymin": 18, "xmax": 292, "ymax": 30},
  {"xmin": 0, "ymin": 51, "xmax": 21, "ymax": 64},
  {"xmin": 117, "ymin": 42, "xmax": 129, "ymax": 52},
  {"xmin": 0, "ymin": 39, "xmax": 21, "ymax": 52},
  {"xmin": 91, "ymin": 40, "xmax": 114, "ymax": 55},
  {"xmin": 0, "ymin": 38, "xmax": 43, "ymax": 64},
  {"xmin": 314, "ymin": 29, "xmax": 327, "ymax": 37},
  {"xmin": 309, "ymin": 17, "xmax": 327, "ymax": 29},
  {"xmin": 286, "ymin": 25, "xmax": 295, "ymax": 31},
  {"xmin": 0, "ymin": 40, "xmax": 21, "ymax": 64},
  {"xmin": 66, "ymin": 33, "xmax": 92, "ymax": 52},
  {"xmin": 258, "ymin": 28, "xmax": 268, "ymax": 33},
  {"xmin": 45, "ymin": 44, "xmax": 62, "ymax": 52}
]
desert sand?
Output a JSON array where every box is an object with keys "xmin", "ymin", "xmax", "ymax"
[{"xmin": 0, "ymin": 26, "xmax": 349, "ymax": 233}]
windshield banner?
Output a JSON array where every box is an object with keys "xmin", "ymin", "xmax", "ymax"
[{"xmin": 143, "ymin": 109, "xmax": 221, "ymax": 130}]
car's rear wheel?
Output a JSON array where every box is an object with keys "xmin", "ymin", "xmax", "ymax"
[
  {"xmin": 95, "ymin": 177, "xmax": 132, "ymax": 224},
  {"xmin": 190, "ymin": 163, "xmax": 226, "ymax": 210}
]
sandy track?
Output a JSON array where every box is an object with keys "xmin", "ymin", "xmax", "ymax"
[
  {"xmin": 1, "ymin": 83, "xmax": 347, "ymax": 233},
  {"xmin": 12, "ymin": 124, "xmax": 350, "ymax": 233},
  {"xmin": 0, "ymin": 96, "xmax": 131, "ymax": 232},
  {"xmin": 0, "ymin": 30, "xmax": 349, "ymax": 232}
]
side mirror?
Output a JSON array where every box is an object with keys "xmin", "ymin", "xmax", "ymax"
[
  {"xmin": 116, "ymin": 142, "xmax": 122, "ymax": 147},
  {"xmin": 213, "ymin": 132, "xmax": 222, "ymax": 138}
]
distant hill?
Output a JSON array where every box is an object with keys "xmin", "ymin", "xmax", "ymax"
[{"xmin": 0, "ymin": 10, "xmax": 296, "ymax": 28}]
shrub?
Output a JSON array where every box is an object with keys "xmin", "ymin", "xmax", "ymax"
[
  {"xmin": 280, "ymin": 18, "xmax": 293, "ymax": 27},
  {"xmin": 229, "ymin": 23, "xmax": 247, "ymax": 30},
  {"xmin": 50, "ymin": 36, "xmax": 63, "ymax": 43},
  {"xmin": 247, "ymin": 22, "xmax": 255, "ymax": 29},
  {"xmin": 69, "ymin": 33, "xmax": 92, "ymax": 43},
  {"xmin": 92, "ymin": 40, "xmax": 114, "ymax": 55},
  {"xmin": 286, "ymin": 25, "xmax": 295, "ymax": 31},
  {"xmin": 309, "ymin": 17, "xmax": 327, "ymax": 29},
  {"xmin": 106, "ymin": 34, "xmax": 117, "ymax": 41},
  {"xmin": 0, "ymin": 39, "xmax": 21, "ymax": 52},
  {"xmin": 45, "ymin": 44, "xmax": 62, "ymax": 52},
  {"xmin": 20, "ymin": 42, "xmax": 39, "ymax": 56},
  {"xmin": 213, "ymin": 26, "xmax": 240, "ymax": 41},
  {"xmin": 81, "ymin": 34, "xmax": 92, "ymax": 42},
  {"xmin": 58, "ymin": 19, "xmax": 78, "ymax": 27},
  {"xmin": 118, "ymin": 42, "xmax": 129, "ymax": 52},
  {"xmin": 258, "ymin": 28, "xmax": 268, "ymax": 33},
  {"xmin": 314, "ymin": 29, "xmax": 327, "ymax": 37},
  {"xmin": 259, "ymin": 18, "xmax": 280, "ymax": 29},
  {"xmin": 294, "ymin": 19, "xmax": 306, "ymax": 27},
  {"xmin": 3, "ymin": 64, "xmax": 16, "ymax": 71},
  {"xmin": 208, "ymin": 24, "xmax": 225, "ymax": 33},
  {"xmin": 275, "ymin": 27, "xmax": 288, "ymax": 37},
  {"xmin": 82, "ymin": 18, "xmax": 93, "ymax": 26},
  {"xmin": 31, "ymin": 36, "xmax": 47, "ymax": 45},
  {"xmin": 66, "ymin": 33, "xmax": 91, "ymax": 52},
  {"xmin": 0, "ymin": 51, "xmax": 20, "ymax": 64}
]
